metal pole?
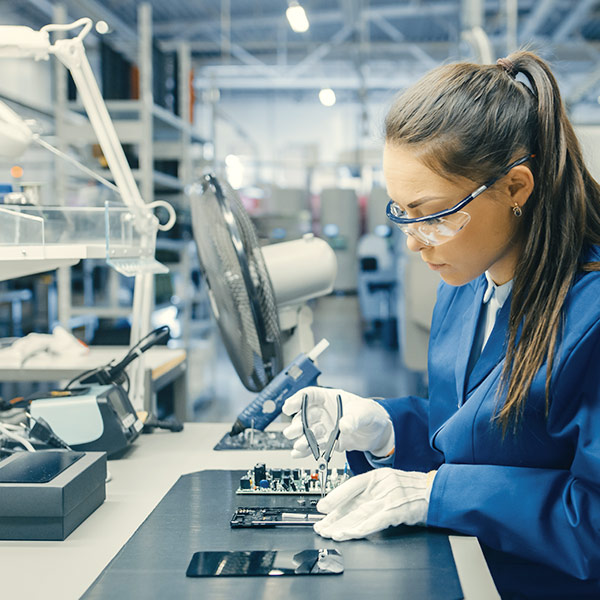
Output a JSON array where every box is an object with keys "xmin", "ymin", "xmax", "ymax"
[
  {"xmin": 221, "ymin": 0, "xmax": 231, "ymax": 64},
  {"xmin": 461, "ymin": 0, "xmax": 483, "ymax": 29},
  {"xmin": 138, "ymin": 2, "xmax": 154, "ymax": 207},
  {"xmin": 178, "ymin": 41, "xmax": 192, "ymax": 184},
  {"xmin": 506, "ymin": 0, "xmax": 518, "ymax": 54},
  {"xmin": 53, "ymin": 4, "xmax": 71, "ymax": 331}
]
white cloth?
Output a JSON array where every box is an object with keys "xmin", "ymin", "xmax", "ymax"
[{"xmin": 0, "ymin": 326, "xmax": 88, "ymax": 368}]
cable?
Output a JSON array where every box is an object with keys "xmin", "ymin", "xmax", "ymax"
[
  {"xmin": 65, "ymin": 326, "xmax": 170, "ymax": 390},
  {"xmin": 64, "ymin": 365, "xmax": 112, "ymax": 391},
  {"xmin": 27, "ymin": 413, "xmax": 71, "ymax": 450},
  {"xmin": 0, "ymin": 422, "xmax": 36, "ymax": 452}
]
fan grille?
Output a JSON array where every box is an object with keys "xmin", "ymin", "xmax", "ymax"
[{"xmin": 189, "ymin": 175, "xmax": 282, "ymax": 391}]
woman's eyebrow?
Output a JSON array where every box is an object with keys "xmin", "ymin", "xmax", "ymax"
[{"xmin": 405, "ymin": 195, "xmax": 446, "ymax": 210}]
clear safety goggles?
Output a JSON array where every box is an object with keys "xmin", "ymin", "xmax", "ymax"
[{"xmin": 385, "ymin": 154, "xmax": 533, "ymax": 247}]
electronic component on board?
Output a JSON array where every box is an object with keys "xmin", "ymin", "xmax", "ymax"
[
  {"xmin": 231, "ymin": 506, "xmax": 322, "ymax": 528},
  {"xmin": 254, "ymin": 463, "xmax": 266, "ymax": 483},
  {"xmin": 236, "ymin": 463, "xmax": 349, "ymax": 495}
]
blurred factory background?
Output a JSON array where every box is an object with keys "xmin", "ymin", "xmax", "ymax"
[{"xmin": 1, "ymin": 0, "xmax": 599, "ymax": 422}]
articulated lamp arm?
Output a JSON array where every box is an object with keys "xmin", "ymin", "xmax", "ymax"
[{"xmin": 0, "ymin": 18, "xmax": 176, "ymax": 409}]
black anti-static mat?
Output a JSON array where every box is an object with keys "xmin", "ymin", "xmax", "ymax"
[{"xmin": 83, "ymin": 470, "xmax": 463, "ymax": 600}]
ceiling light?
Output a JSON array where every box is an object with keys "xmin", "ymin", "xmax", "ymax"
[
  {"xmin": 319, "ymin": 88, "xmax": 336, "ymax": 107},
  {"xmin": 286, "ymin": 1, "xmax": 309, "ymax": 33}
]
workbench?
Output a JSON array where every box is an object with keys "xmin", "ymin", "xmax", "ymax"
[{"xmin": 0, "ymin": 423, "xmax": 499, "ymax": 599}]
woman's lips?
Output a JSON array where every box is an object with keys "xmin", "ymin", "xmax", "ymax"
[{"xmin": 426, "ymin": 262, "xmax": 447, "ymax": 271}]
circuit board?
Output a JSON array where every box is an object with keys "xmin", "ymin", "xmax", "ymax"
[
  {"xmin": 213, "ymin": 429, "xmax": 293, "ymax": 451},
  {"xmin": 235, "ymin": 463, "xmax": 349, "ymax": 495},
  {"xmin": 231, "ymin": 506, "xmax": 323, "ymax": 528}
]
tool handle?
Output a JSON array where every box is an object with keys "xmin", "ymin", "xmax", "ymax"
[{"xmin": 230, "ymin": 350, "xmax": 322, "ymax": 435}]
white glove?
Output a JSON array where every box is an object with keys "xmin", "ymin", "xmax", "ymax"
[
  {"xmin": 313, "ymin": 468, "xmax": 436, "ymax": 541},
  {"xmin": 282, "ymin": 386, "xmax": 394, "ymax": 459}
]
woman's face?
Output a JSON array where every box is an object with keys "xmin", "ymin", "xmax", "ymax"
[{"xmin": 383, "ymin": 143, "xmax": 531, "ymax": 286}]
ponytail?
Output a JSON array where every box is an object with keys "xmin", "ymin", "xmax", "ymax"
[{"xmin": 497, "ymin": 51, "xmax": 600, "ymax": 431}]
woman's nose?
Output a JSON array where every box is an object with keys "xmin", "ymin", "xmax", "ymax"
[{"xmin": 406, "ymin": 233, "xmax": 428, "ymax": 253}]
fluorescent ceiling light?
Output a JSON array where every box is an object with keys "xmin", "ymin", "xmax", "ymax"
[
  {"xmin": 319, "ymin": 88, "xmax": 336, "ymax": 107},
  {"xmin": 286, "ymin": 2, "xmax": 309, "ymax": 33}
]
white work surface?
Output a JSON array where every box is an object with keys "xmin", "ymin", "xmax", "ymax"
[
  {"xmin": 0, "ymin": 423, "xmax": 499, "ymax": 600},
  {"xmin": 0, "ymin": 346, "xmax": 185, "ymax": 381}
]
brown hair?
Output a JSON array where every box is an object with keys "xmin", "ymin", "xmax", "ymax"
[{"xmin": 385, "ymin": 51, "xmax": 600, "ymax": 433}]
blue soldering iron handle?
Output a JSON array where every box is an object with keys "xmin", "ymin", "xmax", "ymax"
[{"xmin": 229, "ymin": 351, "xmax": 322, "ymax": 436}]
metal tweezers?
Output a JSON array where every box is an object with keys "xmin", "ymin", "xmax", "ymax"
[{"xmin": 301, "ymin": 392, "xmax": 343, "ymax": 497}]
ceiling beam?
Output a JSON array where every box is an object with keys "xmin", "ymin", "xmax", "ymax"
[
  {"xmin": 19, "ymin": 0, "xmax": 55, "ymax": 19},
  {"xmin": 288, "ymin": 25, "xmax": 355, "ymax": 78},
  {"xmin": 193, "ymin": 74, "xmax": 421, "ymax": 92},
  {"xmin": 553, "ymin": 0, "xmax": 597, "ymax": 42},
  {"xmin": 155, "ymin": 2, "xmax": 461, "ymax": 39},
  {"xmin": 371, "ymin": 15, "xmax": 438, "ymax": 68},
  {"xmin": 520, "ymin": 0, "xmax": 557, "ymax": 40}
]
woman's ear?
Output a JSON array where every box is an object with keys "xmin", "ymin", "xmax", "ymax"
[{"xmin": 505, "ymin": 165, "xmax": 534, "ymax": 208}]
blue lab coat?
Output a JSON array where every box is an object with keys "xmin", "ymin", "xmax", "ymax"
[{"xmin": 348, "ymin": 245, "xmax": 600, "ymax": 599}]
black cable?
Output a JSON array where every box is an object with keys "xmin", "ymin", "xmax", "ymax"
[
  {"xmin": 64, "ymin": 365, "xmax": 110, "ymax": 390},
  {"xmin": 64, "ymin": 326, "xmax": 170, "ymax": 390},
  {"xmin": 123, "ymin": 369, "xmax": 131, "ymax": 394},
  {"xmin": 108, "ymin": 326, "xmax": 170, "ymax": 377}
]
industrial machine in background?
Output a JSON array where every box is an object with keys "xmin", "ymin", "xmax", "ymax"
[
  {"xmin": 357, "ymin": 186, "xmax": 400, "ymax": 347},
  {"xmin": 253, "ymin": 186, "xmax": 312, "ymax": 243},
  {"xmin": 397, "ymin": 248, "xmax": 439, "ymax": 373},
  {"xmin": 357, "ymin": 230, "xmax": 398, "ymax": 347},
  {"xmin": 320, "ymin": 188, "xmax": 360, "ymax": 293}
]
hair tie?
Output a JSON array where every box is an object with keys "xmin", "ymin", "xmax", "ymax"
[{"xmin": 497, "ymin": 57, "xmax": 517, "ymax": 78}]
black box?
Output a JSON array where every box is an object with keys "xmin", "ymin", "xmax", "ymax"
[{"xmin": 0, "ymin": 451, "xmax": 106, "ymax": 540}]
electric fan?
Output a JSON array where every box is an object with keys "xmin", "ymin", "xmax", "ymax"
[
  {"xmin": 188, "ymin": 173, "xmax": 337, "ymax": 394},
  {"xmin": 189, "ymin": 173, "xmax": 282, "ymax": 391}
]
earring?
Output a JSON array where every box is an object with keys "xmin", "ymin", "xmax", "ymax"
[{"xmin": 512, "ymin": 203, "xmax": 522, "ymax": 217}]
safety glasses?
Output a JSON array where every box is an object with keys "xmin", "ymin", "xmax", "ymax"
[{"xmin": 385, "ymin": 154, "xmax": 533, "ymax": 246}]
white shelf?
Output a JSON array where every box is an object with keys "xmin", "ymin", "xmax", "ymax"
[
  {"xmin": 0, "ymin": 243, "xmax": 98, "ymax": 281},
  {"xmin": 0, "ymin": 205, "xmax": 155, "ymax": 281}
]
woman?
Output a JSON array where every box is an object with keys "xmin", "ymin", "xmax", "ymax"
[{"xmin": 283, "ymin": 51, "xmax": 600, "ymax": 599}]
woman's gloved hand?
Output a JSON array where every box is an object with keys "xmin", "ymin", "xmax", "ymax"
[
  {"xmin": 282, "ymin": 386, "xmax": 395, "ymax": 459},
  {"xmin": 313, "ymin": 467, "xmax": 436, "ymax": 541}
]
